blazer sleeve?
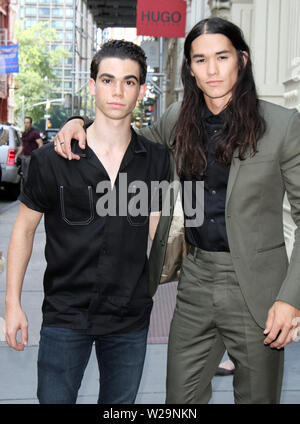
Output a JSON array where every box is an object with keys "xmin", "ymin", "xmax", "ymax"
[
  {"xmin": 137, "ymin": 101, "xmax": 181, "ymax": 148},
  {"xmin": 276, "ymin": 110, "xmax": 300, "ymax": 309}
]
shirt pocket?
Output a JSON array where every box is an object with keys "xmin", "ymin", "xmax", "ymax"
[
  {"xmin": 60, "ymin": 185, "xmax": 94, "ymax": 225},
  {"xmin": 126, "ymin": 185, "xmax": 149, "ymax": 227}
]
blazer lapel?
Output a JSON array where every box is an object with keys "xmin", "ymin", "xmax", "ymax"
[{"xmin": 226, "ymin": 148, "xmax": 241, "ymax": 209}]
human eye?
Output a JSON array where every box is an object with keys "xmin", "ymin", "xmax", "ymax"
[
  {"xmin": 218, "ymin": 56, "xmax": 228, "ymax": 61},
  {"xmin": 196, "ymin": 58, "xmax": 205, "ymax": 63},
  {"xmin": 126, "ymin": 80, "xmax": 136, "ymax": 86},
  {"xmin": 101, "ymin": 78, "xmax": 112, "ymax": 84}
]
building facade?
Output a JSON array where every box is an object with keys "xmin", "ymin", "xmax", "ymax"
[
  {"xmin": 18, "ymin": 0, "xmax": 97, "ymax": 115},
  {"xmin": 0, "ymin": 0, "xmax": 17, "ymax": 123}
]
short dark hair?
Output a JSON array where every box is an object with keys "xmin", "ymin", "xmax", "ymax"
[
  {"xmin": 24, "ymin": 116, "xmax": 32, "ymax": 124},
  {"xmin": 90, "ymin": 40, "xmax": 147, "ymax": 84}
]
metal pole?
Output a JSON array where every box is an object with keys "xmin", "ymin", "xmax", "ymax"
[
  {"xmin": 84, "ymin": 3, "xmax": 88, "ymax": 117},
  {"xmin": 158, "ymin": 37, "xmax": 163, "ymax": 118},
  {"xmin": 159, "ymin": 37, "xmax": 166, "ymax": 117},
  {"xmin": 21, "ymin": 96, "xmax": 25, "ymax": 129},
  {"xmin": 44, "ymin": 76, "xmax": 49, "ymax": 131},
  {"xmin": 71, "ymin": 0, "xmax": 77, "ymax": 115}
]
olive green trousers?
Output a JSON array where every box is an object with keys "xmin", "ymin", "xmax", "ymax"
[{"xmin": 166, "ymin": 249, "xmax": 284, "ymax": 404}]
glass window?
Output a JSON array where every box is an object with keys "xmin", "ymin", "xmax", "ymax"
[
  {"xmin": 64, "ymin": 81, "xmax": 72, "ymax": 89},
  {"xmin": 56, "ymin": 32, "xmax": 64, "ymax": 41},
  {"xmin": 39, "ymin": 0, "xmax": 50, "ymax": 3},
  {"xmin": 52, "ymin": 0, "xmax": 63, "ymax": 3},
  {"xmin": 54, "ymin": 69, "xmax": 62, "ymax": 77},
  {"xmin": 52, "ymin": 20, "xmax": 63, "ymax": 29},
  {"xmin": 65, "ymin": 57, "xmax": 73, "ymax": 65},
  {"xmin": 19, "ymin": 7, "xmax": 24, "ymax": 18},
  {"xmin": 25, "ymin": 0, "xmax": 35, "ymax": 3},
  {"xmin": 64, "ymin": 70, "xmax": 72, "ymax": 77},
  {"xmin": 14, "ymin": 129, "xmax": 21, "ymax": 147},
  {"xmin": 25, "ymin": 19, "xmax": 37, "ymax": 28},
  {"xmin": 65, "ymin": 0, "xmax": 73, "ymax": 4},
  {"xmin": 54, "ymin": 83, "xmax": 62, "ymax": 91},
  {"xmin": 25, "ymin": 7, "xmax": 36, "ymax": 16},
  {"xmin": 65, "ymin": 32, "xmax": 73, "ymax": 42},
  {"xmin": 65, "ymin": 9, "xmax": 73, "ymax": 17},
  {"xmin": 39, "ymin": 8, "xmax": 50, "ymax": 17},
  {"xmin": 52, "ymin": 8, "xmax": 64, "ymax": 17},
  {"xmin": 41, "ymin": 20, "xmax": 50, "ymax": 27},
  {"xmin": 63, "ymin": 44, "xmax": 73, "ymax": 52},
  {"xmin": 65, "ymin": 20, "xmax": 73, "ymax": 29}
]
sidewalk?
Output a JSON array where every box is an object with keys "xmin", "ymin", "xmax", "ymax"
[{"xmin": 0, "ymin": 201, "xmax": 300, "ymax": 404}]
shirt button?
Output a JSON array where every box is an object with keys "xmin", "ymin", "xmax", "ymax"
[
  {"xmin": 210, "ymin": 218, "xmax": 215, "ymax": 223},
  {"xmin": 212, "ymin": 190, "xmax": 216, "ymax": 195},
  {"xmin": 214, "ymin": 129, "xmax": 218, "ymax": 133},
  {"xmin": 102, "ymin": 248, "xmax": 108, "ymax": 255}
]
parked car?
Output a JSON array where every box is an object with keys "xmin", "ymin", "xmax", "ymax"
[
  {"xmin": 44, "ymin": 128, "xmax": 59, "ymax": 144},
  {"xmin": 0, "ymin": 123, "xmax": 22, "ymax": 200}
]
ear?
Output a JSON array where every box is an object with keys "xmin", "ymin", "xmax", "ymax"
[
  {"xmin": 89, "ymin": 78, "xmax": 96, "ymax": 96},
  {"xmin": 187, "ymin": 59, "xmax": 195, "ymax": 78},
  {"xmin": 138, "ymin": 83, "xmax": 147, "ymax": 101},
  {"xmin": 241, "ymin": 51, "xmax": 248, "ymax": 67}
]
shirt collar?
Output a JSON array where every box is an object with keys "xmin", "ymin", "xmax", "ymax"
[
  {"xmin": 203, "ymin": 103, "xmax": 226, "ymax": 125},
  {"xmin": 130, "ymin": 126, "xmax": 147, "ymax": 154},
  {"xmin": 73, "ymin": 125, "xmax": 147, "ymax": 160}
]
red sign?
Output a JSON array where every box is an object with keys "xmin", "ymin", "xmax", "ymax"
[{"xmin": 136, "ymin": 0, "xmax": 186, "ymax": 38}]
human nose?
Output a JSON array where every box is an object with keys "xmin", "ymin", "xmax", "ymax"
[
  {"xmin": 112, "ymin": 80, "xmax": 123, "ymax": 97},
  {"xmin": 207, "ymin": 58, "xmax": 218, "ymax": 76}
]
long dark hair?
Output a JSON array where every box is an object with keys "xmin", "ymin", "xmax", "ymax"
[{"xmin": 174, "ymin": 17, "xmax": 266, "ymax": 178}]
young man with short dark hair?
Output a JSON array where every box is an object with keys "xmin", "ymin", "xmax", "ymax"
[{"xmin": 4, "ymin": 40, "xmax": 169, "ymax": 404}]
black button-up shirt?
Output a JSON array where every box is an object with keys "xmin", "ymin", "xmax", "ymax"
[
  {"xmin": 20, "ymin": 129, "xmax": 170, "ymax": 335},
  {"xmin": 183, "ymin": 105, "xmax": 230, "ymax": 251}
]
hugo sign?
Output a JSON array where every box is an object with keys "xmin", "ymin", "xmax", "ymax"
[{"xmin": 136, "ymin": 0, "xmax": 187, "ymax": 38}]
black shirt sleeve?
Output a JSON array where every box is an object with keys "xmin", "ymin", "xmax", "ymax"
[{"xmin": 19, "ymin": 151, "xmax": 51, "ymax": 213}]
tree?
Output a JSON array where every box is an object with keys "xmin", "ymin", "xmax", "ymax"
[{"xmin": 14, "ymin": 22, "xmax": 70, "ymax": 127}]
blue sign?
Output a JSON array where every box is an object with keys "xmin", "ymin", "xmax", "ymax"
[{"xmin": 0, "ymin": 44, "xmax": 19, "ymax": 74}]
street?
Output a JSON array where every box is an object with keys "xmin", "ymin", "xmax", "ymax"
[{"xmin": 0, "ymin": 190, "xmax": 18, "ymax": 215}]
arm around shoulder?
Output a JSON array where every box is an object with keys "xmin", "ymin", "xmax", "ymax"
[{"xmin": 137, "ymin": 101, "xmax": 181, "ymax": 148}]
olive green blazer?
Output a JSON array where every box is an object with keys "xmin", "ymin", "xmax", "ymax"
[{"xmin": 138, "ymin": 100, "xmax": 300, "ymax": 329}]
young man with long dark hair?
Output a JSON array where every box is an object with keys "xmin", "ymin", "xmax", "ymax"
[{"xmin": 54, "ymin": 18, "xmax": 300, "ymax": 404}]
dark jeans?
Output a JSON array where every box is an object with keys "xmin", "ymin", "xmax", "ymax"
[
  {"xmin": 20, "ymin": 154, "xmax": 31, "ymax": 183},
  {"xmin": 37, "ymin": 326, "xmax": 148, "ymax": 404}
]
